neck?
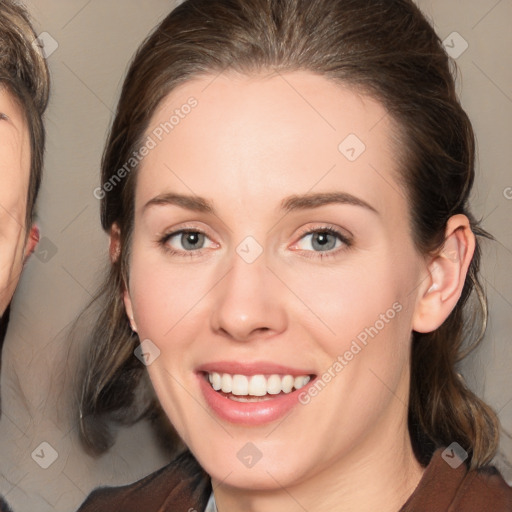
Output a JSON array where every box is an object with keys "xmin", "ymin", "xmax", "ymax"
[
  {"xmin": 215, "ymin": 441, "xmax": 423, "ymax": 512},
  {"xmin": 212, "ymin": 389, "xmax": 425, "ymax": 512}
]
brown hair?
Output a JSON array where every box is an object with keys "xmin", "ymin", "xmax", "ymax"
[
  {"xmin": 0, "ymin": 0, "xmax": 50, "ymax": 228},
  {"xmin": 77, "ymin": 0, "xmax": 500, "ymax": 469}
]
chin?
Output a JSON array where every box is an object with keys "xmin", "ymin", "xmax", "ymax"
[
  {"xmin": 208, "ymin": 460, "xmax": 304, "ymax": 491},
  {"xmin": 188, "ymin": 434, "xmax": 312, "ymax": 491}
]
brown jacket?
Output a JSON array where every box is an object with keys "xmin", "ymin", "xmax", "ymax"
[{"xmin": 77, "ymin": 448, "xmax": 512, "ymax": 511}]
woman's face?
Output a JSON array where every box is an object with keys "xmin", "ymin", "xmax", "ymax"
[
  {"xmin": 124, "ymin": 72, "xmax": 429, "ymax": 489},
  {"xmin": 0, "ymin": 88, "xmax": 31, "ymax": 316}
]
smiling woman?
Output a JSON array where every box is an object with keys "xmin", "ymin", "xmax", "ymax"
[{"xmin": 75, "ymin": 0, "xmax": 512, "ymax": 511}]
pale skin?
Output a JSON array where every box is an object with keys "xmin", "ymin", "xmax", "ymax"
[
  {"xmin": 0, "ymin": 87, "xmax": 38, "ymax": 317},
  {"xmin": 117, "ymin": 71, "xmax": 475, "ymax": 512}
]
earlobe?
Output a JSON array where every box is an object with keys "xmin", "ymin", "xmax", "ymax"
[
  {"xmin": 412, "ymin": 215, "xmax": 475, "ymax": 333},
  {"xmin": 123, "ymin": 287, "xmax": 138, "ymax": 333},
  {"xmin": 23, "ymin": 224, "xmax": 40, "ymax": 264},
  {"xmin": 110, "ymin": 223, "xmax": 138, "ymax": 332}
]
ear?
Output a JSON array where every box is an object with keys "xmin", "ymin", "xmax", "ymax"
[
  {"xmin": 412, "ymin": 214, "xmax": 475, "ymax": 333},
  {"xmin": 23, "ymin": 224, "xmax": 40, "ymax": 264},
  {"xmin": 109, "ymin": 223, "xmax": 138, "ymax": 333}
]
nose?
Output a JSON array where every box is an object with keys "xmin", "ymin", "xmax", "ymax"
[{"xmin": 210, "ymin": 246, "xmax": 288, "ymax": 343}]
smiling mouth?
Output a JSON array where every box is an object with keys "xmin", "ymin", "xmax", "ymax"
[{"xmin": 203, "ymin": 371, "xmax": 314, "ymax": 402}]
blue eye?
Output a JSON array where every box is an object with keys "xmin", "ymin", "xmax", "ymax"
[
  {"xmin": 299, "ymin": 230, "xmax": 341, "ymax": 251},
  {"xmin": 161, "ymin": 229, "xmax": 212, "ymax": 255},
  {"xmin": 159, "ymin": 226, "xmax": 351, "ymax": 259},
  {"xmin": 294, "ymin": 227, "xmax": 352, "ymax": 259}
]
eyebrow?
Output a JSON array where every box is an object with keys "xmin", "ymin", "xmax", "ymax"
[{"xmin": 143, "ymin": 191, "xmax": 378, "ymax": 215}]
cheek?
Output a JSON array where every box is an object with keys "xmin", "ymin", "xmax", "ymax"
[
  {"xmin": 0, "ymin": 226, "xmax": 26, "ymax": 313},
  {"xmin": 128, "ymin": 241, "xmax": 419, "ymax": 358},
  {"xmin": 128, "ymin": 251, "xmax": 213, "ymax": 347},
  {"xmin": 285, "ymin": 253, "xmax": 416, "ymax": 355}
]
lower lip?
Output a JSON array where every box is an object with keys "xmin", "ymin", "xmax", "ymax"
[{"xmin": 198, "ymin": 374, "xmax": 313, "ymax": 426}]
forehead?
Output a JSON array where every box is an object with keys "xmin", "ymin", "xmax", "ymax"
[
  {"xmin": 136, "ymin": 71, "xmax": 406, "ymax": 222},
  {"xmin": 0, "ymin": 85, "xmax": 27, "ymax": 126},
  {"xmin": 0, "ymin": 86, "xmax": 29, "ymax": 151}
]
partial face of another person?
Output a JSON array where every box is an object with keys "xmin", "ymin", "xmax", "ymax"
[
  {"xmin": 0, "ymin": 87, "xmax": 32, "ymax": 317},
  {"xmin": 123, "ymin": 72, "xmax": 431, "ymax": 489}
]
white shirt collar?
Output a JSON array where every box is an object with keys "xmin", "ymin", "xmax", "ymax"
[{"xmin": 204, "ymin": 490, "xmax": 217, "ymax": 512}]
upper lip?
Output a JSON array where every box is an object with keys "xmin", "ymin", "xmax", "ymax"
[{"xmin": 196, "ymin": 361, "xmax": 316, "ymax": 377}]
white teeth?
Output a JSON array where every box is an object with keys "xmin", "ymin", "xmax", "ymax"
[
  {"xmin": 248, "ymin": 375, "xmax": 267, "ymax": 396},
  {"xmin": 294, "ymin": 375, "xmax": 310, "ymax": 390},
  {"xmin": 210, "ymin": 372, "xmax": 222, "ymax": 391},
  {"xmin": 207, "ymin": 372, "xmax": 312, "ymax": 396},
  {"xmin": 232, "ymin": 374, "xmax": 249, "ymax": 396},
  {"xmin": 221, "ymin": 373, "xmax": 232, "ymax": 393},
  {"xmin": 267, "ymin": 374, "xmax": 282, "ymax": 394},
  {"xmin": 282, "ymin": 375, "xmax": 294, "ymax": 393}
]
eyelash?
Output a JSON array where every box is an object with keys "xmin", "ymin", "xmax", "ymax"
[{"xmin": 158, "ymin": 225, "xmax": 352, "ymax": 260}]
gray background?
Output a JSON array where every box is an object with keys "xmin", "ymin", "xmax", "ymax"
[{"xmin": 0, "ymin": 1, "xmax": 510, "ymax": 511}]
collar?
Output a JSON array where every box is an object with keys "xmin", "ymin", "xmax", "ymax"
[{"xmin": 204, "ymin": 491, "xmax": 217, "ymax": 512}]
